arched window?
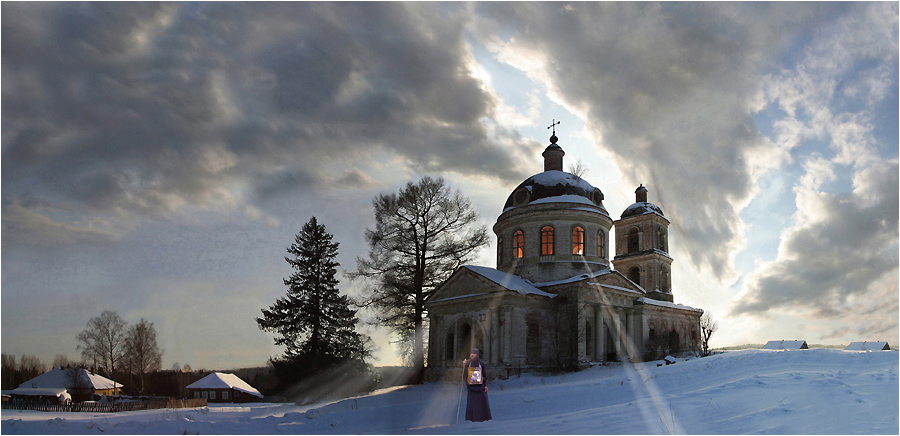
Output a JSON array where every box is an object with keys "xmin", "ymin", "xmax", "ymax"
[
  {"xmin": 597, "ymin": 231, "xmax": 604, "ymax": 258},
  {"xmin": 627, "ymin": 228, "xmax": 640, "ymax": 253},
  {"xmin": 541, "ymin": 226, "xmax": 554, "ymax": 256},
  {"xmin": 628, "ymin": 267, "xmax": 641, "ymax": 287},
  {"xmin": 572, "ymin": 227, "xmax": 584, "ymax": 255},
  {"xmin": 513, "ymin": 230, "xmax": 524, "ymax": 259},
  {"xmin": 497, "ymin": 237, "xmax": 503, "ymax": 265},
  {"xmin": 659, "ymin": 229, "xmax": 667, "ymax": 251}
]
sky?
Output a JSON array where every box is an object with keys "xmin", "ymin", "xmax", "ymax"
[{"xmin": 2, "ymin": 2, "xmax": 897, "ymax": 370}]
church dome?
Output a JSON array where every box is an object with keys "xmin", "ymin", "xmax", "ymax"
[
  {"xmin": 621, "ymin": 202, "xmax": 665, "ymax": 218},
  {"xmin": 503, "ymin": 170, "xmax": 606, "ymax": 211}
]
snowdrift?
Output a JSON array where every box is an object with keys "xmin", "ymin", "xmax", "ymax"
[{"xmin": 2, "ymin": 349, "xmax": 897, "ymax": 434}]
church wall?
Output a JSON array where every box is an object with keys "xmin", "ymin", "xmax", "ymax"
[
  {"xmin": 495, "ymin": 204, "xmax": 612, "ymax": 283},
  {"xmin": 641, "ymin": 305, "xmax": 702, "ymax": 360}
]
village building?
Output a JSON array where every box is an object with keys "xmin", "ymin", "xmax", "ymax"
[
  {"xmin": 186, "ymin": 372, "xmax": 263, "ymax": 403},
  {"xmin": 424, "ymin": 129, "xmax": 704, "ymax": 381},
  {"xmin": 762, "ymin": 340, "xmax": 809, "ymax": 350},
  {"xmin": 8, "ymin": 367, "xmax": 122, "ymax": 403},
  {"xmin": 845, "ymin": 341, "xmax": 891, "ymax": 351}
]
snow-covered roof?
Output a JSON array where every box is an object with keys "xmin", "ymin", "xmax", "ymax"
[
  {"xmin": 463, "ymin": 266, "xmax": 556, "ymax": 298},
  {"xmin": 595, "ymin": 283, "xmax": 645, "ymax": 295},
  {"xmin": 9, "ymin": 387, "xmax": 69, "ymax": 397},
  {"xmin": 762, "ymin": 340, "xmax": 808, "ymax": 350},
  {"xmin": 186, "ymin": 372, "xmax": 263, "ymax": 398},
  {"xmin": 845, "ymin": 341, "xmax": 891, "ymax": 351},
  {"xmin": 636, "ymin": 297, "xmax": 704, "ymax": 312},
  {"xmin": 533, "ymin": 269, "xmax": 612, "ymax": 287},
  {"xmin": 16, "ymin": 368, "xmax": 122, "ymax": 391}
]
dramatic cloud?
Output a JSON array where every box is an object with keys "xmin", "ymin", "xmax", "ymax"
[
  {"xmin": 729, "ymin": 2, "xmax": 899, "ymax": 339},
  {"xmin": 2, "ymin": 2, "xmax": 538, "ymax": 247},
  {"xmin": 469, "ymin": 2, "xmax": 823, "ymax": 282},
  {"xmin": 730, "ymin": 159, "xmax": 898, "ymax": 337}
]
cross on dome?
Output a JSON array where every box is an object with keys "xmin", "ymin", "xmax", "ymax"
[{"xmin": 547, "ymin": 119, "xmax": 561, "ymax": 144}]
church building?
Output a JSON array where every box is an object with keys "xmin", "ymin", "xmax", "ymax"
[{"xmin": 424, "ymin": 129, "xmax": 703, "ymax": 380}]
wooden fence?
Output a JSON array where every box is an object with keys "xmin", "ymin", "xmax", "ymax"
[{"xmin": 2, "ymin": 398, "xmax": 207, "ymax": 413}]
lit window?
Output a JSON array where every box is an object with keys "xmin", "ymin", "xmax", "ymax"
[
  {"xmin": 541, "ymin": 226, "xmax": 554, "ymax": 255},
  {"xmin": 513, "ymin": 230, "xmax": 524, "ymax": 259},
  {"xmin": 572, "ymin": 227, "xmax": 584, "ymax": 255}
]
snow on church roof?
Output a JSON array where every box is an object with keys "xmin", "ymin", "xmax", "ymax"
[
  {"xmin": 636, "ymin": 297, "xmax": 703, "ymax": 312},
  {"xmin": 463, "ymin": 266, "xmax": 556, "ymax": 298},
  {"xmin": 186, "ymin": 372, "xmax": 263, "ymax": 398}
]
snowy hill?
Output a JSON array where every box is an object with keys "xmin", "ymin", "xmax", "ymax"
[{"xmin": 2, "ymin": 349, "xmax": 897, "ymax": 434}]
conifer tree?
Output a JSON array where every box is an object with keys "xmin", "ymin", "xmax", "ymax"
[{"xmin": 257, "ymin": 217, "xmax": 369, "ymax": 382}]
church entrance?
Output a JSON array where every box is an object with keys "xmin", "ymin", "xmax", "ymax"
[
  {"xmin": 457, "ymin": 323, "xmax": 472, "ymax": 361},
  {"xmin": 605, "ymin": 323, "xmax": 617, "ymax": 361}
]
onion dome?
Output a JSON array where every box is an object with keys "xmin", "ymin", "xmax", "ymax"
[
  {"xmin": 504, "ymin": 171, "xmax": 605, "ymax": 211},
  {"xmin": 621, "ymin": 184, "xmax": 665, "ymax": 218}
]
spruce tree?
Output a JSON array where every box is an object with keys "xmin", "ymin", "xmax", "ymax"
[{"xmin": 257, "ymin": 217, "xmax": 369, "ymax": 382}]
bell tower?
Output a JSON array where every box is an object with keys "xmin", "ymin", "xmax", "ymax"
[{"xmin": 613, "ymin": 185, "xmax": 673, "ymax": 302}]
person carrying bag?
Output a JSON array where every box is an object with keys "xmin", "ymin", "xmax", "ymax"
[{"xmin": 462, "ymin": 348, "xmax": 492, "ymax": 422}]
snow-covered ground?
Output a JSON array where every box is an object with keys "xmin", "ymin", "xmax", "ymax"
[{"xmin": 2, "ymin": 349, "xmax": 897, "ymax": 434}]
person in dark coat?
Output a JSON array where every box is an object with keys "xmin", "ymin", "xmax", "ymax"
[{"xmin": 462, "ymin": 348, "xmax": 492, "ymax": 422}]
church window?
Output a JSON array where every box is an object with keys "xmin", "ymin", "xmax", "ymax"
[
  {"xmin": 597, "ymin": 231, "xmax": 604, "ymax": 258},
  {"xmin": 541, "ymin": 226, "xmax": 554, "ymax": 255},
  {"xmin": 658, "ymin": 229, "xmax": 667, "ymax": 251},
  {"xmin": 513, "ymin": 230, "xmax": 524, "ymax": 259},
  {"xmin": 497, "ymin": 237, "xmax": 503, "ymax": 265},
  {"xmin": 572, "ymin": 227, "xmax": 584, "ymax": 255},
  {"xmin": 627, "ymin": 228, "xmax": 640, "ymax": 253},
  {"xmin": 628, "ymin": 267, "xmax": 641, "ymax": 287}
]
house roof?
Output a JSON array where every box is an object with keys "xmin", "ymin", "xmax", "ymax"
[
  {"xmin": 8, "ymin": 387, "xmax": 69, "ymax": 398},
  {"xmin": 15, "ymin": 368, "xmax": 122, "ymax": 391},
  {"xmin": 186, "ymin": 372, "xmax": 263, "ymax": 398},
  {"xmin": 845, "ymin": 341, "xmax": 891, "ymax": 351},
  {"xmin": 762, "ymin": 340, "xmax": 808, "ymax": 350}
]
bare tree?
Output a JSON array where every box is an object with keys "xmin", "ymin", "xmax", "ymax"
[
  {"xmin": 2, "ymin": 353, "xmax": 17, "ymax": 389},
  {"xmin": 64, "ymin": 367, "xmax": 94, "ymax": 402},
  {"xmin": 123, "ymin": 319, "xmax": 163, "ymax": 395},
  {"xmin": 52, "ymin": 353, "xmax": 73, "ymax": 369},
  {"xmin": 77, "ymin": 310, "xmax": 127, "ymax": 377},
  {"xmin": 568, "ymin": 160, "xmax": 589, "ymax": 178},
  {"xmin": 700, "ymin": 311, "xmax": 719, "ymax": 356},
  {"xmin": 351, "ymin": 176, "xmax": 489, "ymax": 383}
]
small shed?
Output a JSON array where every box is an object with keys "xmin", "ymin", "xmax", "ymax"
[
  {"xmin": 845, "ymin": 341, "xmax": 891, "ymax": 351},
  {"xmin": 186, "ymin": 372, "xmax": 263, "ymax": 403},
  {"xmin": 762, "ymin": 340, "xmax": 808, "ymax": 350}
]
